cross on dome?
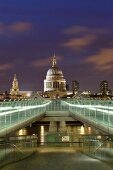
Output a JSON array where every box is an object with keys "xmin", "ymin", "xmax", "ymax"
[
  {"xmin": 52, "ymin": 54, "xmax": 57, "ymax": 67},
  {"xmin": 14, "ymin": 74, "xmax": 17, "ymax": 80}
]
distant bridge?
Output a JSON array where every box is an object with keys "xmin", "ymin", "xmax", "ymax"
[{"xmin": 0, "ymin": 98, "xmax": 113, "ymax": 137}]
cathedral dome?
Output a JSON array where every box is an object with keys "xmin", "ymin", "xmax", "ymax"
[
  {"xmin": 46, "ymin": 56, "xmax": 64, "ymax": 80},
  {"xmin": 47, "ymin": 66, "xmax": 63, "ymax": 77},
  {"xmin": 44, "ymin": 55, "xmax": 66, "ymax": 92}
]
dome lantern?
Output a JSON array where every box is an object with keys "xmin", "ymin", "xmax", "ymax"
[{"xmin": 52, "ymin": 54, "xmax": 57, "ymax": 67}]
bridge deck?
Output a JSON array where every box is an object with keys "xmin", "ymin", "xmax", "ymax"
[
  {"xmin": 1, "ymin": 147, "xmax": 113, "ymax": 170},
  {"xmin": 0, "ymin": 99, "xmax": 113, "ymax": 136}
]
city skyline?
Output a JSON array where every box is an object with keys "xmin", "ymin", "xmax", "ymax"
[
  {"xmin": 0, "ymin": 0, "xmax": 113, "ymax": 92},
  {"xmin": 0, "ymin": 57, "xmax": 112, "ymax": 95}
]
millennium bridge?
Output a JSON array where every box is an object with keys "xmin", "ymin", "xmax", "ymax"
[
  {"xmin": 0, "ymin": 98, "xmax": 113, "ymax": 137},
  {"xmin": 1, "ymin": 98, "xmax": 113, "ymax": 170}
]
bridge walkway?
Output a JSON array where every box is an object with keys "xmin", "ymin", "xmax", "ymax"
[{"xmin": 1, "ymin": 147, "xmax": 113, "ymax": 170}]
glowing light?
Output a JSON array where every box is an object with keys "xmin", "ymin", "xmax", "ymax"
[
  {"xmin": 27, "ymin": 93, "xmax": 31, "ymax": 97},
  {"xmin": 97, "ymin": 135, "xmax": 101, "ymax": 139},
  {"xmin": 64, "ymin": 101, "xmax": 113, "ymax": 109},
  {"xmin": 64, "ymin": 101, "xmax": 113, "ymax": 114},
  {"xmin": 80, "ymin": 125, "xmax": 85, "ymax": 135},
  {"xmin": 18, "ymin": 128, "xmax": 27, "ymax": 136},
  {"xmin": 40, "ymin": 125, "xmax": 44, "ymax": 145},
  {"xmin": 0, "ymin": 101, "xmax": 51, "ymax": 116},
  {"xmin": 88, "ymin": 127, "xmax": 92, "ymax": 134}
]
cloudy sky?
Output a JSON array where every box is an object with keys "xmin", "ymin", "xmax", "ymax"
[{"xmin": 0, "ymin": 0, "xmax": 113, "ymax": 93}]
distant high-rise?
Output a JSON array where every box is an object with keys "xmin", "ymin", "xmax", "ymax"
[
  {"xmin": 66, "ymin": 84, "xmax": 69, "ymax": 91},
  {"xmin": 72, "ymin": 80, "xmax": 79, "ymax": 94},
  {"xmin": 10, "ymin": 74, "xmax": 19, "ymax": 95},
  {"xmin": 100, "ymin": 80, "xmax": 111, "ymax": 96}
]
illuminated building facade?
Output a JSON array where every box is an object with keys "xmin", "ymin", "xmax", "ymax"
[
  {"xmin": 10, "ymin": 74, "xmax": 20, "ymax": 95},
  {"xmin": 44, "ymin": 55, "xmax": 67, "ymax": 98}
]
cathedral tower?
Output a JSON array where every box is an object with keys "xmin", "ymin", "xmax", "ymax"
[{"xmin": 10, "ymin": 74, "xmax": 19, "ymax": 95}]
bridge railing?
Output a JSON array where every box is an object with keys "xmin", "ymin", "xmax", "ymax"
[
  {"xmin": 64, "ymin": 99, "xmax": 113, "ymax": 134},
  {"xmin": 0, "ymin": 99, "xmax": 51, "ymax": 135},
  {"xmin": 0, "ymin": 98, "xmax": 48, "ymax": 107},
  {"xmin": 46, "ymin": 99, "xmax": 69, "ymax": 111},
  {"xmin": 0, "ymin": 136, "xmax": 37, "ymax": 168}
]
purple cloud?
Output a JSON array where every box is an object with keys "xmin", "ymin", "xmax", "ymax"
[
  {"xmin": 0, "ymin": 21, "xmax": 33, "ymax": 33},
  {"xmin": 0, "ymin": 63, "xmax": 14, "ymax": 71}
]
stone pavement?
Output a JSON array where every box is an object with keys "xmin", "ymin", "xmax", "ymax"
[{"xmin": 1, "ymin": 147, "xmax": 113, "ymax": 170}]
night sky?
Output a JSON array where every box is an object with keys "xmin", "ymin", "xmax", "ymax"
[{"xmin": 0, "ymin": 0, "xmax": 113, "ymax": 93}]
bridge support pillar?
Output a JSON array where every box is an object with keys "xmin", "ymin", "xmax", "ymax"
[
  {"xmin": 59, "ymin": 121, "xmax": 67, "ymax": 132},
  {"xmin": 49, "ymin": 121, "xmax": 57, "ymax": 132}
]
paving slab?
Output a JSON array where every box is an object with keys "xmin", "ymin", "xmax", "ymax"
[{"xmin": 1, "ymin": 147, "xmax": 113, "ymax": 170}]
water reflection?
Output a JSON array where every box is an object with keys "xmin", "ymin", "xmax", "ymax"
[
  {"xmin": 87, "ymin": 127, "xmax": 92, "ymax": 134},
  {"xmin": 80, "ymin": 125, "xmax": 85, "ymax": 135},
  {"xmin": 18, "ymin": 128, "xmax": 27, "ymax": 136},
  {"xmin": 16, "ymin": 124, "xmax": 99, "ymax": 145},
  {"xmin": 14, "ymin": 124, "xmax": 113, "ymax": 161},
  {"xmin": 17, "ymin": 125, "xmax": 97, "ymax": 137},
  {"xmin": 66, "ymin": 125, "xmax": 94, "ymax": 135},
  {"xmin": 40, "ymin": 125, "xmax": 45, "ymax": 145}
]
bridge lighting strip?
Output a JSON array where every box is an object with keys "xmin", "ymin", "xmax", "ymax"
[
  {"xmin": 0, "ymin": 106, "xmax": 22, "ymax": 111},
  {"xmin": 64, "ymin": 101, "xmax": 113, "ymax": 110},
  {"xmin": 0, "ymin": 101, "xmax": 51, "ymax": 116},
  {"xmin": 79, "ymin": 106, "xmax": 113, "ymax": 115},
  {"xmin": 0, "ymin": 101, "xmax": 51, "ymax": 111},
  {"xmin": 86, "ymin": 107, "xmax": 113, "ymax": 115},
  {"xmin": 64, "ymin": 101, "xmax": 113, "ymax": 114}
]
